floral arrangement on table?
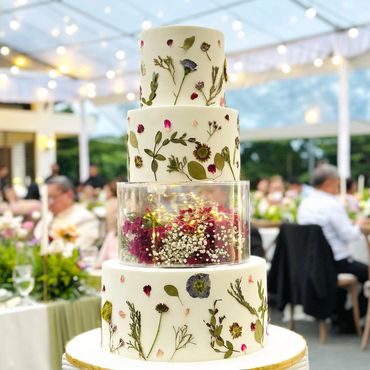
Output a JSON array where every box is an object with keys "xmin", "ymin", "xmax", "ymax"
[
  {"xmin": 120, "ymin": 199, "xmax": 247, "ymax": 266},
  {"xmin": 0, "ymin": 213, "xmax": 87, "ymax": 301},
  {"xmin": 342, "ymin": 189, "xmax": 370, "ymax": 220},
  {"xmin": 251, "ymin": 191, "xmax": 299, "ymax": 222}
]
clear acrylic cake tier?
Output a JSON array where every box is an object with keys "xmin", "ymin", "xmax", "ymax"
[{"xmin": 117, "ymin": 181, "xmax": 250, "ymax": 267}]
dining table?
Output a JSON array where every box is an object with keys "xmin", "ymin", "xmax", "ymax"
[{"xmin": 0, "ymin": 295, "xmax": 101, "ymax": 370}]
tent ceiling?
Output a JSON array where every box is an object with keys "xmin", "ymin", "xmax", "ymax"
[{"xmin": 1, "ymin": 0, "xmax": 370, "ymax": 102}]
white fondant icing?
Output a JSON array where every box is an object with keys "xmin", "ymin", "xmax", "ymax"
[
  {"xmin": 140, "ymin": 26, "xmax": 226, "ymax": 108},
  {"xmin": 101, "ymin": 257, "xmax": 267, "ymax": 362},
  {"xmin": 127, "ymin": 106, "xmax": 240, "ymax": 182}
]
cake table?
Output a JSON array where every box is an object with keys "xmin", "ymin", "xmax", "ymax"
[{"xmin": 64, "ymin": 325, "xmax": 308, "ymax": 370}]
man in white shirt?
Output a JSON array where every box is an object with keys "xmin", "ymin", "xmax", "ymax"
[
  {"xmin": 35, "ymin": 176, "xmax": 99, "ymax": 252},
  {"xmin": 298, "ymin": 164, "xmax": 369, "ymax": 319}
]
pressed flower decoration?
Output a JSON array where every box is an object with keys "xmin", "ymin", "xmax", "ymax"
[
  {"xmin": 200, "ymin": 42, "xmax": 211, "ymax": 61},
  {"xmin": 137, "ymin": 124, "xmax": 144, "ymax": 133},
  {"xmin": 186, "ymin": 273, "xmax": 211, "ymax": 298},
  {"xmin": 229, "ymin": 322, "xmax": 243, "ymax": 339},
  {"xmin": 134, "ymin": 156, "xmax": 143, "ymax": 168},
  {"xmin": 174, "ymin": 59, "xmax": 197, "ymax": 105},
  {"xmin": 164, "ymin": 119, "xmax": 171, "ymax": 129},
  {"xmin": 190, "ymin": 92, "xmax": 198, "ymax": 100},
  {"xmin": 193, "ymin": 143, "xmax": 211, "ymax": 162},
  {"xmin": 167, "ymin": 39, "xmax": 173, "ymax": 46},
  {"xmin": 207, "ymin": 164, "xmax": 216, "ymax": 174},
  {"xmin": 143, "ymin": 285, "xmax": 152, "ymax": 297}
]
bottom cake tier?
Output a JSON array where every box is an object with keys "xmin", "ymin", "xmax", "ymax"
[{"xmin": 101, "ymin": 257, "xmax": 267, "ymax": 362}]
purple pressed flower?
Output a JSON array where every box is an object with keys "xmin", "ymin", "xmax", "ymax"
[
  {"xmin": 225, "ymin": 114, "xmax": 229, "ymax": 121},
  {"xmin": 164, "ymin": 119, "xmax": 171, "ymax": 129},
  {"xmin": 195, "ymin": 81, "xmax": 204, "ymax": 90},
  {"xmin": 180, "ymin": 59, "xmax": 197, "ymax": 75},
  {"xmin": 155, "ymin": 303, "xmax": 169, "ymax": 313},
  {"xmin": 250, "ymin": 322, "xmax": 256, "ymax": 332},
  {"xmin": 167, "ymin": 39, "xmax": 173, "ymax": 46},
  {"xmin": 143, "ymin": 285, "xmax": 152, "ymax": 297},
  {"xmin": 207, "ymin": 164, "xmax": 216, "ymax": 174},
  {"xmin": 186, "ymin": 273, "xmax": 211, "ymax": 298},
  {"xmin": 137, "ymin": 124, "xmax": 144, "ymax": 133}
]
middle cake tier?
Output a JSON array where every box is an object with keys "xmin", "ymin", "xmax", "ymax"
[{"xmin": 127, "ymin": 106, "xmax": 240, "ymax": 182}]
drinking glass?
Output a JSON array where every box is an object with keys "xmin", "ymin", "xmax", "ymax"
[{"xmin": 12, "ymin": 247, "xmax": 35, "ymax": 305}]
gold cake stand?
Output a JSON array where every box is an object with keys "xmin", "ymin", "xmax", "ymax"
[{"xmin": 64, "ymin": 325, "xmax": 308, "ymax": 370}]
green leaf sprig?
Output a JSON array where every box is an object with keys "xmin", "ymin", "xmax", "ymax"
[
  {"xmin": 142, "ymin": 72, "xmax": 159, "ymax": 106},
  {"xmin": 204, "ymin": 299, "xmax": 239, "ymax": 359},
  {"xmin": 170, "ymin": 325, "xmax": 196, "ymax": 360},
  {"xmin": 126, "ymin": 301, "xmax": 146, "ymax": 360},
  {"xmin": 154, "ymin": 56, "xmax": 176, "ymax": 84}
]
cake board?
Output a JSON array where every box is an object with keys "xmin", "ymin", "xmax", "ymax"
[{"xmin": 64, "ymin": 325, "xmax": 308, "ymax": 370}]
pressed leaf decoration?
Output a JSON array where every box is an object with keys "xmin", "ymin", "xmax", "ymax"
[
  {"xmin": 188, "ymin": 161, "xmax": 207, "ymax": 180},
  {"xmin": 154, "ymin": 56, "xmax": 176, "ymax": 84},
  {"xmin": 214, "ymin": 153, "xmax": 225, "ymax": 171},
  {"xmin": 180, "ymin": 35, "xmax": 195, "ymax": 50},
  {"xmin": 101, "ymin": 300, "xmax": 113, "ymax": 323},
  {"xmin": 129, "ymin": 132, "xmax": 138, "ymax": 149},
  {"xmin": 164, "ymin": 284, "xmax": 183, "ymax": 305},
  {"xmin": 142, "ymin": 72, "xmax": 159, "ymax": 106}
]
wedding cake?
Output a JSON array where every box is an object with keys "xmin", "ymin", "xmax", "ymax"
[{"xmin": 101, "ymin": 25, "xmax": 268, "ymax": 362}]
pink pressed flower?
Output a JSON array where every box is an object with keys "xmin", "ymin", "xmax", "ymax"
[
  {"xmin": 120, "ymin": 275, "xmax": 125, "ymax": 283},
  {"xmin": 220, "ymin": 97, "xmax": 225, "ymax": 106},
  {"xmin": 118, "ymin": 310, "xmax": 126, "ymax": 319},
  {"xmin": 190, "ymin": 92, "xmax": 198, "ymax": 100},
  {"xmin": 207, "ymin": 164, "xmax": 216, "ymax": 174},
  {"xmin": 241, "ymin": 344, "xmax": 247, "ymax": 352},
  {"xmin": 164, "ymin": 119, "xmax": 171, "ymax": 129},
  {"xmin": 137, "ymin": 124, "xmax": 144, "ymax": 133},
  {"xmin": 143, "ymin": 285, "xmax": 152, "ymax": 297},
  {"xmin": 248, "ymin": 275, "xmax": 254, "ymax": 283},
  {"xmin": 140, "ymin": 40, "xmax": 144, "ymax": 48},
  {"xmin": 250, "ymin": 322, "xmax": 256, "ymax": 331},
  {"xmin": 167, "ymin": 39, "xmax": 173, "ymax": 46}
]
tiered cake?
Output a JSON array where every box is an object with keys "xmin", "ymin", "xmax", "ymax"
[{"xmin": 101, "ymin": 25, "xmax": 268, "ymax": 363}]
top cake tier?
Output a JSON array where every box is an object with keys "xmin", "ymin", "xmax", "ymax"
[{"xmin": 140, "ymin": 26, "xmax": 227, "ymax": 108}]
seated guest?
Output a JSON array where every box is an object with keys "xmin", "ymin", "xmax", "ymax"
[
  {"xmin": 267, "ymin": 175, "xmax": 285, "ymax": 203},
  {"xmin": 1, "ymin": 186, "xmax": 40, "ymax": 216},
  {"xmin": 45, "ymin": 163, "xmax": 60, "ymax": 182},
  {"xmin": 345, "ymin": 178, "xmax": 360, "ymax": 214},
  {"xmin": 34, "ymin": 176, "xmax": 99, "ymax": 252},
  {"xmin": 103, "ymin": 180, "xmax": 119, "ymax": 233},
  {"xmin": 287, "ymin": 176, "xmax": 314, "ymax": 198},
  {"xmin": 256, "ymin": 178, "xmax": 269, "ymax": 195},
  {"xmin": 84, "ymin": 164, "xmax": 107, "ymax": 189},
  {"xmin": 298, "ymin": 164, "xmax": 370, "ymax": 318},
  {"xmin": 95, "ymin": 230, "xmax": 118, "ymax": 268}
]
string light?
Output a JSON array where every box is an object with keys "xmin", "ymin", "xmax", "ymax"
[
  {"xmin": 9, "ymin": 20, "xmax": 20, "ymax": 30},
  {"xmin": 331, "ymin": 54, "xmax": 343, "ymax": 66},
  {"xmin": 313, "ymin": 58, "xmax": 323, "ymax": 67},
  {"xmin": 14, "ymin": 56, "xmax": 27, "ymax": 67},
  {"xmin": 114, "ymin": 80, "xmax": 124, "ymax": 94},
  {"xmin": 51, "ymin": 28, "xmax": 61, "ymax": 37},
  {"xmin": 233, "ymin": 61, "xmax": 243, "ymax": 71},
  {"xmin": 104, "ymin": 6, "xmax": 112, "ymax": 14},
  {"xmin": 141, "ymin": 20, "xmax": 152, "ymax": 30},
  {"xmin": 277, "ymin": 44, "xmax": 287, "ymax": 55},
  {"xmin": 157, "ymin": 10, "xmax": 164, "ymax": 18},
  {"xmin": 115, "ymin": 50, "xmax": 125, "ymax": 60},
  {"xmin": 65, "ymin": 24, "xmax": 78, "ymax": 35},
  {"xmin": 63, "ymin": 16, "xmax": 71, "ymax": 23},
  {"xmin": 281, "ymin": 64, "xmax": 291, "ymax": 74},
  {"xmin": 59, "ymin": 64, "xmax": 70, "ymax": 74},
  {"xmin": 10, "ymin": 66, "xmax": 19, "ymax": 74},
  {"xmin": 48, "ymin": 80, "xmax": 57, "ymax": 89},
  {"xmin": 126, "ymin": 92, "xmax": 136, "ymax": 101},
  {"xmin": 348, "ymin": 27, "xmax": 359, "ymax": 38},
  {"xmin": 106, "ymin": 70, "xmax": 116, "ymax": 79},
  {"xmin": 0, "ymin": 46, "xmax": 10, "ymax": 56},
  {"xmin": 232, "ymin": 20, "xmax": 243, "ymax": 31},
  {"xmin": 305, "ymin": 7, "xmax": 317, "ymax": 19},
  {"xmin": 56, "ymin": 46, "xmax": 66, "ymax": 55},
  {"xmin": 49, "ymin": 69, "xmax": 58, "ymax": 78},
  {"xmin": 304, "ymin": 107, "xmax": 320, "ymax": 124}
]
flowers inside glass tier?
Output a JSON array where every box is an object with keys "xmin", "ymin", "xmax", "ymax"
[{"xmin": 118, "ymin": 182, "xmax": 249, "ymax": 266}]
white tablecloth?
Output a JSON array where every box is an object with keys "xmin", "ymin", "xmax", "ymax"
[{"xmin": 0, "ymin": 304, "xmax": 51, "ymax": 370}]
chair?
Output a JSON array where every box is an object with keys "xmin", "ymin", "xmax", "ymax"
[
  {"xmin": 268, "ymin": 223, "xmax": 362, "ymax": 343},
  {"xmin": 361, "ymin": 232, "xmax": 370, "ymax": 350}
]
